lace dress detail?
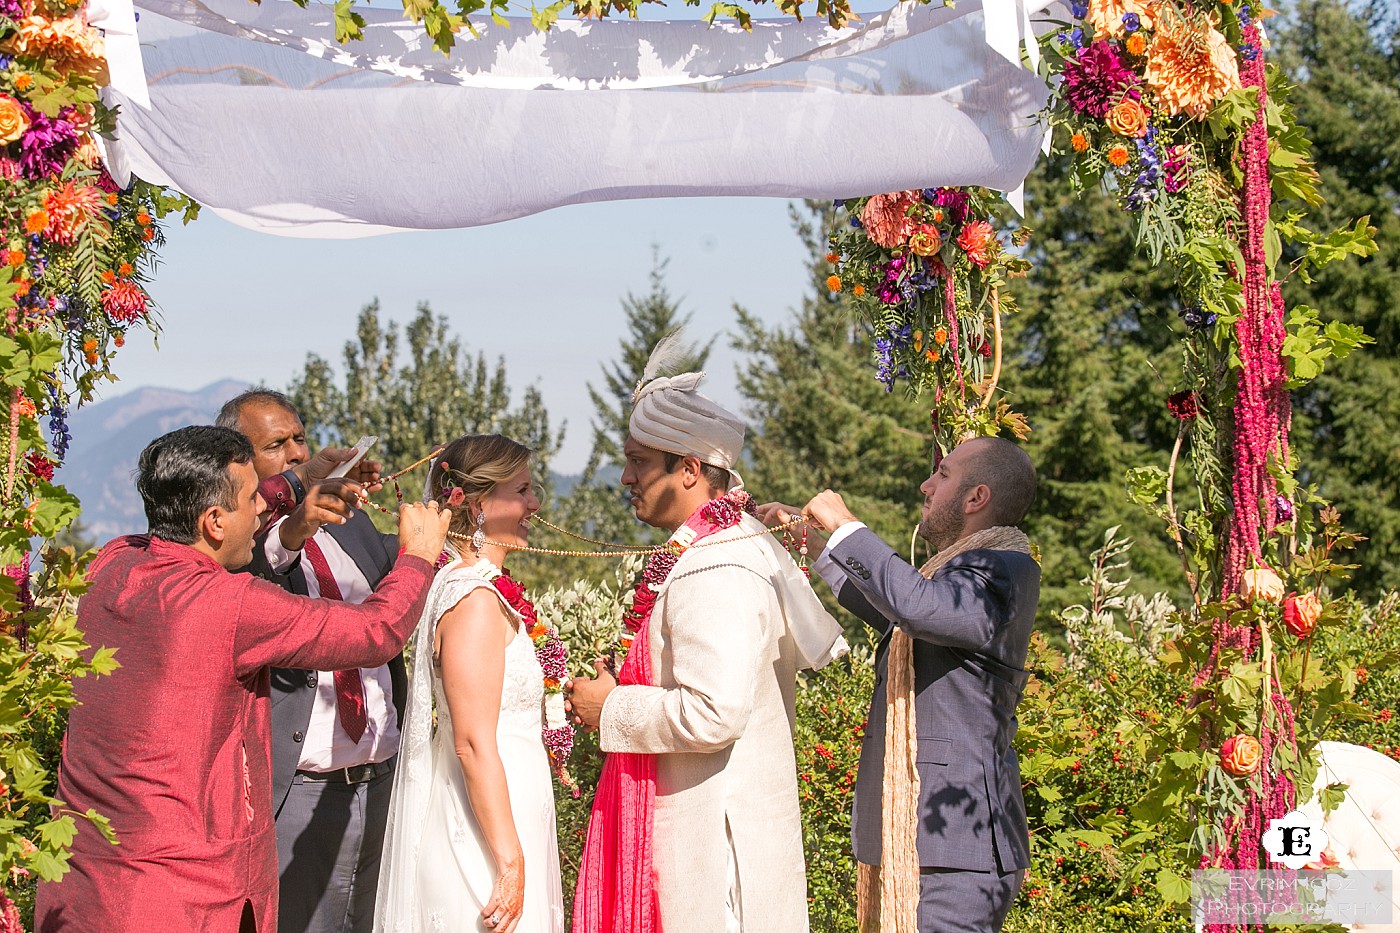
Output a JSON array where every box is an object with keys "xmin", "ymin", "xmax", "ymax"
[{"xmin": 374, "ymin": 560, "xmax": 564, "ymax": 933}]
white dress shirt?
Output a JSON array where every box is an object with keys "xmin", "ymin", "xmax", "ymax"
[{"xmin": 265, "ymin": 521, "xmax": 400, "ymax": 771}]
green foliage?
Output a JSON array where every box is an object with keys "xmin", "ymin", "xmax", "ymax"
[
  {"xmin": 1279, "ymin": 0, "xmax": 1400, "ymax": 597},
  {"xmin": 3, "ymin": 544, "xmax": 117, "ymax": 925},
  {"xmin": 1002, "ymin": 158, "xmax": 1189, "ymax": 622},
  {"xmin": 286, "ymin": 299, "xmax": 563, "ymax": 526},
  {"xmin": 794, "ymin": 650, "xmax": 872, "ymax": 931}
]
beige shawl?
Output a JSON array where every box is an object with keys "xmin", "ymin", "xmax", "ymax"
[{"xmin": 856, "ymin": 525, "xmax": 1032, "ymax": 933}]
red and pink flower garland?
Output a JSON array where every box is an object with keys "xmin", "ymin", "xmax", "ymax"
[{"xmin": 480, "ymin": 563, "xmax": 578, "ymax": 796}]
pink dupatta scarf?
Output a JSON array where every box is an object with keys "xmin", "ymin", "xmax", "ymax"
[{"xmin": 572, "ymin": 493, "xmax": 752, "ymax": 933}]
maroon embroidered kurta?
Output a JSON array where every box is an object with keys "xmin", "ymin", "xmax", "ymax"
[{"xmin": 35, "ymin": 535, "xmax": 434, "ymax": 933}]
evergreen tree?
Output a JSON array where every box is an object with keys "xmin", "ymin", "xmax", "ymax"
[
  {"xmin": 1002, "ymin": 157, "xmax": 1190, "ymax": 617},
  {"xmin": 287, "ymin": 300, "xmax": 563, "ymax": 527},
  {"xmin": 582, "ymin": 249, "xmax": 713, "ymax": 480},
  {"xmin": 528, "ymin": 252, "xmax": 711, "ymax": 587},
  {"xmin": 1279, "ymin": 0, "xmax": 1400, "ymax": 595}
]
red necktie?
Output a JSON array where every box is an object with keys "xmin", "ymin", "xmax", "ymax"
[{"xmin": 304, "ymin": 536, "xmax": 367, "ymax": 744}]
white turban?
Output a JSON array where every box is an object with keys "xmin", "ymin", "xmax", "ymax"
[{"xmin": 629, "ymin": 371, "xmax": 746, "ymax": 478}]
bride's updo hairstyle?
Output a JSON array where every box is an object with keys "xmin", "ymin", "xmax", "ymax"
[{"xmin": 427, "ymin": 434, "xmax": 533, "ymax": 540}]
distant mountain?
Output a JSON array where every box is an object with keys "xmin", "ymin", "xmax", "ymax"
[
  {"xmin": 55, "ymin": 379, "xmax": 595, "ymax": 544},
  {"xmin": 57, "ymin": 380, "xmax": 250, "ymax": 543}
]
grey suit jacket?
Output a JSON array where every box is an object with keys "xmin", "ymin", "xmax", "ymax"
[
  {"xmin": 826, "ymin": 528, "xmax": 1039, "ymax": 873},
  {"xmin": 246, "ymin": 509, "xmax": 404, "ymax": 814}
]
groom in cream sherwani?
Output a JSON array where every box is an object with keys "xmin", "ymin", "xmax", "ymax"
[{"xmin": 569, "ymin": 360, "xmax": 847, "ymax": 933}]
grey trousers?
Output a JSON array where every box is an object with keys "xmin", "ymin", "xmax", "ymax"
[
  {"xmin": 275, "ymin": 764, "xmax": 395, "ymax": 933},
  {"xmin": 918, "ymin": 866, "xmax": 1024, "ymax": 933}
]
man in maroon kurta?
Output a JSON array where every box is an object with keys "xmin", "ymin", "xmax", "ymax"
[{"xmin": 35, "ymin": 425, "xmax": 450, "ymax": 933}]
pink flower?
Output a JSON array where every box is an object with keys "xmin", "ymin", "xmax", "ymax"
[
  {"xmin": 101, "ymin": 280, "xmax": 148, "ymax": 323},
  {"xmin": 859, "ymin": 190, "xmax": 921, "ymax": 249},
  {"xmin": 956, "ymin": 221, "xmax": 999, "ymax": 268}
]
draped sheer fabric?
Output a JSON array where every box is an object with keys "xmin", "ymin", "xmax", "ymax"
[{"xmin": 100, "ymin": 0, "xmax": 1061, "ymax": 236}]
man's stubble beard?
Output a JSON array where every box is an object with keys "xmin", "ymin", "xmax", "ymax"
[{"xmin": 917, "ymin": 496, "xmax": 966, "ymax": 553}]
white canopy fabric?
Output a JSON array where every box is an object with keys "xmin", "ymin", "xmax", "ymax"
[{"xmin": 98, "ymin": 0, "xmax": 1059, "ymax": 237}]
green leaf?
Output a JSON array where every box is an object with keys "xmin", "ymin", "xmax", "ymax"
[
  {"xmin": 333, "ymin": 0, "xmax": 367, "ymax": 43},
  {"xmin": 529, "ymin": 0, "xmax": 568, "ymax": 30},
  {"xmin": 1156, "ymin": 868, "xmax": 1193, "ymax": 904},
  {"xmin": 1318, "ymin": 782, "xmax": 1348, "ymax": 814}
]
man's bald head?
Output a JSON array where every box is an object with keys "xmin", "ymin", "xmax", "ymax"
[{"xmin": 956, "ymin": 436, "xmax": 1036, "ymax": 527}]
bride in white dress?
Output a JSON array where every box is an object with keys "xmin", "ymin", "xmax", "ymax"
[{"xmin": 375, "ymin": 434, "xmax": 565, "ymax": 933}]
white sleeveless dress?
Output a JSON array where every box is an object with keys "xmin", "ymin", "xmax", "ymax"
[{"xmin": 375, "ymin": 560, "xmax": 565, "ymax": 933}]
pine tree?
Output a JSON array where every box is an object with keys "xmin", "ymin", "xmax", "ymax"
[
  {"xmin": 287, "ymin": 299, "xmax": 563, "ymax": 524},
  {"xmin": 524, "ymin": 252, "xmax": 711, "ymax": 587},
  {"xmin": 582, "ymin": 249, "xmax": 713, "ymax": 480},
  {"xmin": 1001, "ymin": 156, "xmax": 1191, "ymax": 616},
  {"xmin": 1279, "ymin": 0, "xmax": 1400, "ymax": 595}
]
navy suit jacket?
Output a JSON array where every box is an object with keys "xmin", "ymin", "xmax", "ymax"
[
  {"xmin": 246, "ymin": 509, "xmax": 405, "ymax": 814},
  {"xmin": 827, "ymin": 528, "xmax": 1040, "ymax": 873}
]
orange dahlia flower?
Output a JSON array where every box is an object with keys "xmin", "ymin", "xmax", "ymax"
[
  {"xmin": 7, "ymin": 15, "xmax": 107, "ymax": 81},
  {"xmin": 43, "ymin": 181, "xmax": 104, "ymax": 245},
  {"xmin": 1145, "ymin": 12, "xmax": 1242, "ymax": 120},
  {"xmin": 956, "ymin": 221, "xmax": 999, "ymax": 269}
]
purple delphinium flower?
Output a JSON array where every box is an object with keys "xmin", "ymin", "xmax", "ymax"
[
  {"xmin": 874, "ymin": 337, "xmax": 896, "ymax": 391},
  {"xmin": 19, "ymin": 107, "xmax": 81, "ymax": 180},
  {"xmin": 1063, "ymin": 41, "xmax": 1142, "ymax": 118},
  {"xmin": 1241, "ymin": 44, "xmax": 1258, "ymax": 61},
  {"xmin": 48, "ymin": 386, "xmax": 72, "ymax": 459},
  {"xmin": 1070, "ymin": 0, "xmax": 1087, "ymax": 18},
  {"xmin": 1122, "ymin": 12, "xmax": 1140, "ymax": 30},
  {"xmin": 1178, "ymin": 305, "xmax": 1218, "ymax": 330}
]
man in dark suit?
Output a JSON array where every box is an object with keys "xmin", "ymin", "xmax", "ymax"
[
  {"xmin": 765, "ymin": 436, "xmax": 1038, "ymax": 933},
  {"xmin": 218, "ymin": 389, "xmax": 403, "ymax": 933}
]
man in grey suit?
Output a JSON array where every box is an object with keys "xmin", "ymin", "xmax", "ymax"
[
  {"xmin": 219, "ymin": 389, "xmax": 402, "ymax": 933},
  {"xmin": 763, "ymin": 436, "xmax": 1038, "ymax": 932}
]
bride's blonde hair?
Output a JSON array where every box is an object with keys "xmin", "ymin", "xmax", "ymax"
[{"xmin": 428, "ymin": 434, "xmax": 533, "ymax": 540}]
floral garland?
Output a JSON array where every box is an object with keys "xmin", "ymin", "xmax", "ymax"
[
  {"xmin": 471, "ymin": 558, "xmax": 578, "ymax": 797},
  {"xmin": 621, "ymin": 490, "xmax": 757, "ymax": 652},
  {"xmin": 828, "ymin": 186, "xmax": 1031, "ymax": 456}
]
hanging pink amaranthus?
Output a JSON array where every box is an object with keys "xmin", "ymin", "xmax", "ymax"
[{"xmin": 1201, "ymin": 25, "xmax": 1297, "ymax": 931}]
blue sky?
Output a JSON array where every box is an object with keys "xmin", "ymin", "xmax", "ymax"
[{"xmin": 113, "ymin": 196, "xmax": 815, "ymax": 473}]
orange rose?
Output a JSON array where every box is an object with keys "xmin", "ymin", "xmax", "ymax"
[
  {"xmin": 908, "ymin": 224, "xmax": 943, "ymax": 257},
  {"xmin": 0, "ymin": 94, "xmax": 28, "ymax": 145},
  {"xmin": 1283, "ymin": 591, "xmax": 1322, "ymax": 638},
  {"xmin": 16, "ymin": 395, "xmax": 36, "ymax": 418},
  {"xmin": 1106, "ymin": 99, "xmax": 1150, "ymax": 138},
  {"xmin": 1107, "ymin": 146, "xmax": 1130, "ymax": 167},
  {"xmin": 1241, "ymin": 567, "xmax": 1285, "ymax": 604},
  {"xmin": 1220, "ymin": 735, "xmax": 1262, "ymax": 777}
]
